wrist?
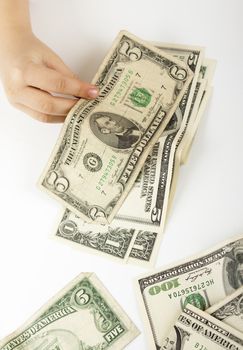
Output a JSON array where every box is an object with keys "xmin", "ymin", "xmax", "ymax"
[
  {"xmin": 0, "ymin": 0, "xmax": 32, "ymax": 39},
  {"xmin": 0, "ymin": 26, "xmax": 34, "ymax": 55}
]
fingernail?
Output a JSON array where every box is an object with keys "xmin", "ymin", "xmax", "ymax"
[{"xmin": 88, "ymin": 87, "xmax": 99, "ymax": 98}]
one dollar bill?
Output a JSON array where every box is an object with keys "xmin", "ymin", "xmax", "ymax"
[
  {"xmin": 39, "ymin": 30, "xmax": 193, "ymax": 224},
  {"xmin": 55, "ymin": 209, "xmax": 143, "ymax": 262},
  {"xmin": 161, "ymin": 304, "xmax": 243, "ymax": 350},
  {"xmin": 0, "ymin": 273, "xmax": 139, "ymax": 350},
  {"xmin": 136, "ymin": 234, "xmax": 243, "ymax": 349}
]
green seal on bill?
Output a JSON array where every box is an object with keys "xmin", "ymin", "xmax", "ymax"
[
  {"xmin": 129, "ymin": 88, "xmax": 151, "ymax": 107},
  {"xmin": 183, "ymin": 293, "xmax": 207, "ymax": 310}
]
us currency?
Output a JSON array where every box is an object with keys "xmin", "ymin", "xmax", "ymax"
[
  {"xmin": 127, "ymin": 54, "xmax": 208, "ymax": 264},
  {"xmin": 161, "ymin": 304, "xmax": 243, "ymax": 350},
  {"xmin": 55, "ymin": 209, "xmax": 143, "ymax": 263},
  {"xmin": 180, "ymin": 59, "xmax": 216, "ymax": 164},
  {"xmin": 165, "ymin": 63, "xmax": 214, "ymax": 219},
  {"xmin": 177, "ymin": 59, "xmax": 216, "ymax": 163},
  {"xmin": 55, "ymin": 44, "xmax": 203, "ymax": 266},
  {"xmin": 207, "ymin": 286, "xmax": 243, "ymax": 333},
  {"xmin": 123, "ymin": 44, "xmax": 204, "ymax": 264},
  {"xmin": 136, "ymin": 234, "xmax": 243, "ymax": 349},
  {"xmin": 179, "ymin": 85, "xmax": 212, "ymax": 166},
  {"xmin": 129, "ymin": 58, "xmax": 215, "ymax": 261},
  {"xmin": 153, "ymin": 60, "xmax": 206, "ymax": 229},
  {"xmin": 0, "ymin": 273, "xmax": 139, "ymax": 350},
  {"xmin": 39, "ymin": 31, "xmax": 193, "ymax": 224},
  {"xmin": 165, "ymin": 62, "xmax": 212, "ymax": 215},
  {"xmin": 162, "ymin": 60, "xmax": 215, "ymax": 223}
]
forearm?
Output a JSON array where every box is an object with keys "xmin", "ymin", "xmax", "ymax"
[{"xmin": 0, "ymin": 0, "xmax": 32, "ymax": 41}]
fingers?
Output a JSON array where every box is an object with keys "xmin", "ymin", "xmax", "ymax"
[
  {"xmin": 5, "ymin": 54, "xmax": 99, "ymax": 123},
  {"xmin": 14, "ymin": 103, "xmax": 65, "ymax": 123},
  {"xmin": 15, "ymin": 86, "xmax": 78, "ymax": 116},
  {"xmin": 24, "ymin": 63, "xmax": 99, "ymax": 99}
]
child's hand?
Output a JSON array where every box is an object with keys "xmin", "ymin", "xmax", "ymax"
[{"xmin": 0, "ymin": 31, "xmax": 99, "ymax": 123}]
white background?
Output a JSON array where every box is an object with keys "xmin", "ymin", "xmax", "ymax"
[{"xmin": 0, "ymin": 0, "xmax": 243, "ymax": 348}]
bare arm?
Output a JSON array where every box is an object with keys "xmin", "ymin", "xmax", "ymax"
[
  {"xmin": 0, "ymin": 0, "xmax": 31, "ymax": 31},
  {"xmin": 0, "ymin": 0, "xmax": 99, "ymax": 123}
]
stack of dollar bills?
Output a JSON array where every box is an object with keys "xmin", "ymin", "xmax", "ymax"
[
  {"xmin": 39, "ymin": 31, "xmax": 215, "ymax": 266},
  {"xmin": 136, "ymin": 234, "xmax": 243, "ymax": 349}
]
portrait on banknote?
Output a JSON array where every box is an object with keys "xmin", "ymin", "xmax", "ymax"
[
  {"xmin": 225, "ymin": 244, "xmax": 243, "ymax": 291},
  {"xmin": 90, "ymin": 112, "xmax": 141, "ymax": 150}
]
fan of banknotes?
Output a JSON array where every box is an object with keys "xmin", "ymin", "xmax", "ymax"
[{"xmin": 38, "ymin": 31, "xmax": 216, "ymax": 266}]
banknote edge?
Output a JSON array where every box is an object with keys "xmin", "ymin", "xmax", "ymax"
[{"xmin": 206, "ymin": 285, "xmax": 243, "ymax": 314}]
